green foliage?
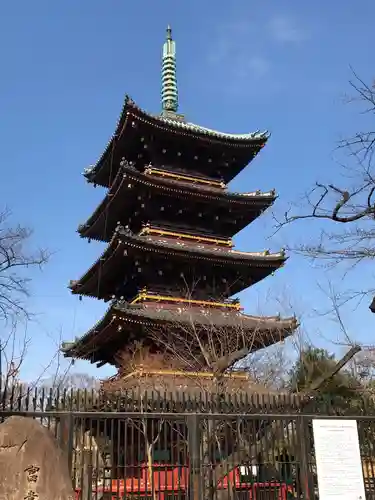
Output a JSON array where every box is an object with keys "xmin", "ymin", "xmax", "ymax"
[
  {"xmin": 288, "ymin": 346, "xmax": 363, "ymax": 411},
  {"xmin": 288, "ymin": 346, "xmax": 375, "ymax": 458}
]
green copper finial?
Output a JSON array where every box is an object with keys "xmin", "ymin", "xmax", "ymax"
[
  {"xmin": 161, "ymin": 25, "xmax": 178, "ymax": 113},
  {"xmin": 166, "ymin": 25, "xmax": 172, "ymax": 41}
]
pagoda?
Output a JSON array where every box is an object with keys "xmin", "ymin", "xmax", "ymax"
[{"xmin": 62, "ymin": 26, "xmax": 297, "ymax": 389}]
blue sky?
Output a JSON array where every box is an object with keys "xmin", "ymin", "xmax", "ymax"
[{"xmin": 0, "ymin": 0, "xmax": 373, "ymax": 380}]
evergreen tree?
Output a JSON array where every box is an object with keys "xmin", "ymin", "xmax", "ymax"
[{"xmin": 288, "ymin": 346, "xmax": 362, "ymax": 412}]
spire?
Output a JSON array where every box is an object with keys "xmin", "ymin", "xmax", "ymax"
[{"xmin": 161, "ymin": 25, "xmax": 178, "ymax": 114}]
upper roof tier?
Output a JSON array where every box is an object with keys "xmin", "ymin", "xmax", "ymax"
[
  {"xmin": 69, "ymin": 225, "xmax": 286, "ymax": 301},
  {"xmin": 83, "ymin": 96, "xmax": 269, "ymax": 188},
  {"xmin": 61, "ymin": 300, "xmax": 298, "ymax": 366},
  {"xmin": 78, "ymin": 161, "xmax": 276, "ymax": 242}
]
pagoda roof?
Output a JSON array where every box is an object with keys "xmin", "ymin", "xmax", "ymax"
[
  {"xmin": 65, "ymin": 374, "xmax": 307, "ymax": 413},
  {"xmin": 78, "ymin": 162, "xmax": 276, "ymax": 242},
  {"xmin": 84, "ymin": 97, "xmax": 269, "ymax": 187},
  {"xmin": 100, "ymin": 370, "xmax": 297, "ymax": 406},
  {"xmin": 61, "ymin": 300, "xmax": 298, "ymax": 365},
  {"xmin": 69, "ymin": 226, "xmax": 286, "ymax": 300}
]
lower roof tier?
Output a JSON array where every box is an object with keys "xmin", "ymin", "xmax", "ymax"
[
  {"xmin": 78, "ymin": 162, "xmax": 276, "ymax": 242},
  {"xmin": 85, "ymin": 97, "xmax": 268, "ymax": 188},
  {"xmin": 61, "ymin": 300, "xmax": 298, "ymax": 366},
  {"xmin": 69, "ymin": 226, "xmax": 286, "ymax": 300},
  {"xmin": 101, "ymin": 370, "xmax": 293, "ymax": 403}
]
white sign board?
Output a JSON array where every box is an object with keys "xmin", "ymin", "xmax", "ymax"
[{"xmin": 312, "ymin": 419, "xmax": 365, "ymax": 500}]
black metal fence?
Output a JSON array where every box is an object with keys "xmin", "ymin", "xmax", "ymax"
[{"xmin": 1, "ymin": 387, "xmax": 375, "ymax": 500}]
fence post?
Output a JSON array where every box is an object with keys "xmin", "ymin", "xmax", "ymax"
[
  {"xmin": 186, "ymin": 414, "xmax": 202, "ymax": 500},
  {"xmin": 297, "ymin": 416, "xmax": 313, "ymax": 500},
  {"xmin": 67, "ymin": 413, "xmax": 74, "ymax": 474},
  {"xmin": 59, "ymin": 413, "xmax": 74, "ymax": 472},
  {"xmin": 0, "ymin": 340, "xmax": 2, "ymax": 400}
]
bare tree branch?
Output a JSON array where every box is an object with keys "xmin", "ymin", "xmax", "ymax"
[
  {"xmin": 307, "ymin": 345, "xmax": 361, "ymax": 392},
  {"xmin": 272, "ymin": 72, "xmax": 375, "ymax": 300},
  {"xmin": 0, "ymin": 208, "xmax": 50, "ymax": 322}
]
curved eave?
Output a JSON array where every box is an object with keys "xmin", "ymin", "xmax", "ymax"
[
  {"xmin": 61, "ymin": 305, "xmax": 115, "ymax": 360},
  {"xmin": 83, "ymin": 95, "xmax": 132, "ymax": 184},
  {"xmin": 78, "ymin": 167, "xmax": 127, "ymax": 239},
  {"xmin": 69, "ymin": 226, "xmax": 286, "ymax": 297},
  {"xmin": 112, "ymin": 302, "xmax": 298, "ymax": 333},
  {"xmin": 61, "ymin": 301, "xmax": 298, "ymax": 362},
  {"xmin": 61, "ymin": 302, "xmax": 117, "ymax": 360},
  {"xmin": 117, "ymin": 227, "xmax": 287, "ymax": 266},
  {"xmin": 78, "ymin": 163, "xmax": 277, "ymax": 241},
  {"xmin": 132, "ymin": 105, "xmax": 269, "ymax": 144},
  {"xmin": 84, "ymin": 96, "xmax": 269, "ymax": 186},
  {"xmin": 69, "ymin": 232, "xmax": 123, "ymax": 296}
]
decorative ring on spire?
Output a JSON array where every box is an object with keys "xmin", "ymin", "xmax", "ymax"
[{"xmin": 161, "ymin": 25, "xmax": 178, "ymax": 113}]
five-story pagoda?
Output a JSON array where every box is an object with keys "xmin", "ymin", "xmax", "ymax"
[{"xmin": 62, "ymin": 27, "xmax": 297, "ymax": 390}]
